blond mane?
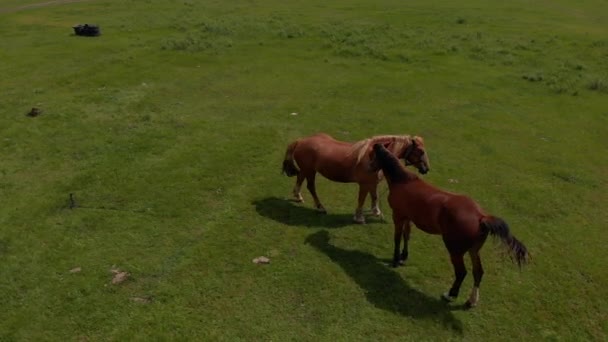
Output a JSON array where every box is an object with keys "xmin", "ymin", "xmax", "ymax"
[{"xmin": 350, "ymin": 135, "xmax": 413, "ymax": 165}]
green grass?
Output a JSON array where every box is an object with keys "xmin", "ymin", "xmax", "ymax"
[{"xmin": 1, "ymin": 0, "xmax": 607, "ymax": 340}]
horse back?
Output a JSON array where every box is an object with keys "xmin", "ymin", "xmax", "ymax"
[
  {"xmin": 292, "ymin": 134, "xmax": 363, "ymax": 182},
  {"xmin": 389, "ymin": 181, "xmax": 484, "ymax": 237}
]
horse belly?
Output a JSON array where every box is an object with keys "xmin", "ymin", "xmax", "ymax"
[
  {"xmin": 317, "ymin": 167, "xmax": 353, "ymax": 183},
  {"xmin": 315, "ymin": 149, "xmax": 357, "ymax": 182},
  {"xmin": 409, "ymin": 210, "xmax": 442, "ymax": 235},
  {"xmin": 415, "ymin": 223, "xmax": 442, "ymax": 235},
  {"xmin": 394, "ymin": 197, "xmax": 443, "ymax": 235}
]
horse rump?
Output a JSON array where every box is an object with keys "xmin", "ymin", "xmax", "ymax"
[
  {"xmin": 282, "ymin": 160, "xmax": 299, "ymax": 177},
  {"xmin": 281, "ymin": 141, "xmax": 300, "ymax": 176}
]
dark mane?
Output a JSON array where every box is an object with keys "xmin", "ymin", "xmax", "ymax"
[{"xmin": 373, "ymin": 143, "xmax": 417, "ymax": 183}]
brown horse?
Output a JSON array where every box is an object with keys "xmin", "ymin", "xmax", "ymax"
[
  {"xmin": 370, "ymin": 143, "xmax": 528, "ymax": 308},
  {"xmin": 282, "ymin": 133, "xmax": 430, "ymax": 223}
]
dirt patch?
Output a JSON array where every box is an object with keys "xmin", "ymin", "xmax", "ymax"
[
  {"xmin": 110, "ymin": 267, "xmax": 129, "ymax": 285},
  {"xmin": 0, "ymin": 0, "xmax": 98, "ymax": 14}
]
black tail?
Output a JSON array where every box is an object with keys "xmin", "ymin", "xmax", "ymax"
[
  {"xmin": 281, "ymin": 141, "xmax": 299, "ymax": 177},
  {"xmin": 481, "ymin": 216, "xmax": 529, "ymax": 267}
]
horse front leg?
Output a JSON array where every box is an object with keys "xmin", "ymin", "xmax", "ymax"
[
  {"xmin": 353, "ymin": 184, "xmax": 369, "ymax": 224},
  {"xmin": 370, "ymin": 182, "xmax": 382, "ymax": 218},
  {"xmin": 400, "ymin": 221, "xmax": 411, "ymax": 263},
  {"xmin": 391, "ymin": 217, "xmax": 405, "ymax": 267}
]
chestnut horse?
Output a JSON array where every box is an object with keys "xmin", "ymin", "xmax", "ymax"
[
  {"xmin": 370, "ymin": 143, "xmax": 528, "ymax": 307},
  {"xmin": 282, "ymin": 133, "xmax": 430, "ymax": 223}
]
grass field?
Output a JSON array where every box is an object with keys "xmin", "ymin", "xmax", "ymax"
[{"xmin": 1, "ymin": 0, "xmax": 607, "ymax": 340}]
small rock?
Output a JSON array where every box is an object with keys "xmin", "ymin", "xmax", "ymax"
[
  {"xmin": 69, "ymin": 267, "xmax": 82, "ymax": 273},
  {"xmin": 290, "ymin": 112, "xmax": 298, "ymax": 116},
  {"xmin": 448, "ymin": 179, "xmax": 459, "ymax": 183},
  {"xmin": 253, "ymin": 256, "xmax": 270, "ymax": 264}
]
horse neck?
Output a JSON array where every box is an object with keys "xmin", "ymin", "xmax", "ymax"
[
  {"xmin": 352, "ymin": 135, "xmax": 411, "ymax": 165},
  {"xmin": 378, "ymin": 151, "xmax": 417, "ymax": 184},
  {"xmin": 387, "ymin": 136, "xmax": 411, "ymax": 157}
]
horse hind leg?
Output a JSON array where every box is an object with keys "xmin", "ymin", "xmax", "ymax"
[
  {"xmin": 465, "ymin": 242, "xmax": 486, "ymax": 308},
  {"xmin": 465, "ymin": 250, "xmax": 483, "ymax": 308},
  {"xmin": 442, "ymin": 252, "xmax": 467, "ymax": 302},
  {"xmin": 292, "ymin": 173, "xmax": 305, "ymax": 202},
  {"xmin": 306, "ymin": 173, "xmax": 326, "ymax": 213}
]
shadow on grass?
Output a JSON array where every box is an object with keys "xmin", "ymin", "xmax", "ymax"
[
  {"xmin": 252, "ymin": 196, "xmax": 364, "ymax": 228},
  {"xmin": 305, "ymin": 230, "xmax": 464, "ymax": 333}
]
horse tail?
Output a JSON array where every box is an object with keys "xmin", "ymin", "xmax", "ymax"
[
  {"xmin": 282, "ymin": 140, "xmax": 300, "ymax": 177},
  {"xmin": 481, "ymin": 216, "xmax": 529, "ymax": 267}
]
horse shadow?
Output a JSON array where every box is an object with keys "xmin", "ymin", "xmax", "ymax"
[
  {"xmin": 305, "ymin": 230, "xmax": 464, "ymax": 332},
  {"xmin": 253, "ymin": 196, "xmax": 381, "ymax": 229}
]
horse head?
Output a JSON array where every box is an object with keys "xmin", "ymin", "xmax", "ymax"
[
  {"xmin": 368, "ymin": 136, "xmax": 430, "ymax": 175},
  {"xmin": 402, "ymin": 136, "xmax": 430, "ymax": 175}
]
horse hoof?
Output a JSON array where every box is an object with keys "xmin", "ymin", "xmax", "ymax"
[
  {"xmin": 464, "ymin": 300, "xmax": 477, "ymax": 309},
  {"xmin": 353, "ymin": 217, "xmax": 366, "ymax": 224},
  {"xmin": 389, "ymin": 259, "xmax": 403, "ymax": 267},
  {"xmin": 317, "ymin": 208, "xmax": 327, "ymax": 214},
  {"xmin": 441, "ymin": 292, "xmax": 456, "ymax": 302}
]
